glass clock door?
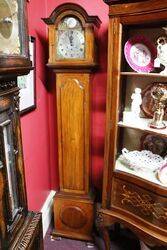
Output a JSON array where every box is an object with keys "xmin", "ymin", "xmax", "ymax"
[
  {"xmin": 0, "ymin": 119, "xmax": 19, "ymax": 221},
  {"xmin": 114, "ymin": 22, "xmax": 167, "ymax": 188}
]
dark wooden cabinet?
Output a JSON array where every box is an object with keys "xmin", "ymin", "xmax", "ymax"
[
  {"xmin": 97, "ymin": 1, "xmax": 167, "ymax": 249},
  {"xmin": 0, "ymin": 1, "xmax": 43, "ymax": 249},
  {"xmin": 0, "ymin": 78, "xmax": 43, "ymax": 249}
]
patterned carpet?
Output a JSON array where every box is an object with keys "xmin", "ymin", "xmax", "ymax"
[{"xmin": 44, "ymin": 226, "xmax": 141, "ymax": 250}]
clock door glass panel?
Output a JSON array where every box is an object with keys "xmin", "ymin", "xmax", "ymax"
[
  {"xmin": 1, "ymin": 120, "xmax": 19, "ymax": 220},
  {"xmin": 114, "ymin": 22, "xmax": 167, "ymax": 187},
  {"xmin": 57, "ymin": 16, "xmax": 85, "ymax": 59},
  {"xmin": 0, "ymin": 0, "xmax": 21, "ymax": 55}
]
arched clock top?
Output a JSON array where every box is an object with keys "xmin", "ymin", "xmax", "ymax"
[
  {"xmin": 42, "ymin": 3, "xmax": 101, "ymax": 28},
  {"xmin": 42, "ymin": 3, "xmax": 101, "ymax": 70}
]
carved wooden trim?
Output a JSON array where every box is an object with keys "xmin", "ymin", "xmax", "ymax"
[
  {"xmin": 95, "ymin": 207, "xmax": 113, "ymax": 250},
  {"xmin": 96, "ymin": 210, "xmax": 104, "ymax": 230},
  {"xmin": 14, "ymin": 213, "xmax": 41, "ymax": 249},
  {"xmin": 13, "ymin": 91, "xmax": 20, "ymax": 112},
  {"xmin": 121, "ymin": 185, "xmax": 167, "ymax": 223},
  {"xmin": 0, "ymin": 80, "xmax": 17, "ymax": 91}
]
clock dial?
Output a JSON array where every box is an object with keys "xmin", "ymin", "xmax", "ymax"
[
  {"xmin": 0, "ymin": 0, "xmax": 20, "ymax": 55},
  {"xmin": 57, "ymin": 17, "xmax": 85, "ymax": 59},
  {"xmin": 58, "ymin": 30, "xmax": 85, "ymax": 59}
]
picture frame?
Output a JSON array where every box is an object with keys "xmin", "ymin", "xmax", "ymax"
[{"xmin": 18, "ymin": 36, "xmax": 36, "ymax": 115}]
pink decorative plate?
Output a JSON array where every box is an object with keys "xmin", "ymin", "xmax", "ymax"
[{"xmin": 124, "ymin": 35, "xmax": 157, "ymax": 72}]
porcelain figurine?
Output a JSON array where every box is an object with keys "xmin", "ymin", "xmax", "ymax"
[
  {"xmin": 131, "ymin": 88, "xmax": 142, "ymax": 118},
  {"xmin": 156, "ymin": 36, "xmax": 167, "ymax": 75}
]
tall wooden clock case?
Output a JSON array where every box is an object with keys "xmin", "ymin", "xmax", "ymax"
[
  {"xmin": 43, "ymin": 3, "xmax": 101, "ymax": 241},
  {"xmin": 0, "ymin": 0, "xmax": 43, "ymax": 249},
  {"xmin": 97, "ymin": 0, "xmax": 167, "ymax": 249}
]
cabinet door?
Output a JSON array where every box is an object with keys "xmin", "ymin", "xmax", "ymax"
[
  {"xmin": 0, "ymin": 119, "xmax": 19, "ymax": 222},
  {"xmin": 56, "ymin": 73, "xmax": 90, "ymax": 195},
  {"xmin": 0, "ymin": 92, "xmax": 26, "ymax": 247}
]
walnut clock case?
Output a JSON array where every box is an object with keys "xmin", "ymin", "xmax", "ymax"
[
  {"xmin": 0, "ymin": 0, "xmax": 43, "ymax": 249},
  {"xmin": 97, "ymin": 1, "xmax": 167, "ymax": 249},
  {"xmin": 42, "ymin": 3, "xmax": 101, "ymax": 242}
]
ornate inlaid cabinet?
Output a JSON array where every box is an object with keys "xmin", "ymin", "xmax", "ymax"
[
  {"xmin": 97, "ymin": 1, "xmax": 167, "ymax": 249},
  {"xmin": 43, "ymin": 3, "xmax": 101, "ymax": 242},
  {"xmin": 0, "ymin": 0, "xmax": 43, "ymax": 249}
]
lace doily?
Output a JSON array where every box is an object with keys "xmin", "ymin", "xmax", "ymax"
[{"xmin": 119, "ymin": 148, "xmax": 167, "ymax": 172}]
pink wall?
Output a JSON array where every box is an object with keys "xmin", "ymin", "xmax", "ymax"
[
  {"xmin": 21, "ymin": 0, "xmax": 109, "ymax": 211},
  {"xmin": 21, "ymin": 0, "xmax": 59, "ymax": 211}
]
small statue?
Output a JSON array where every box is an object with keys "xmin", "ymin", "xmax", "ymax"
[
  {"xmin": 150, "ymin": 84, "xmax": 167, "ymax": 129},
  {"xmin": 155, "ymin": 36, "xmax": 167, "ymax": 75},
  {"xmin": 131, "ymin": 88, "xmax": 142, "ymax": 118}
]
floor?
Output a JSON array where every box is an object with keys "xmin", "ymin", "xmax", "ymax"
[{"xmin": 44, "ymin": 226, "xmax": 142, "ymax": 250}]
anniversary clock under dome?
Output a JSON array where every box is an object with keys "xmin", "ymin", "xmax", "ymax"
[{"xmin": 0, "ymin": 0, "xmax": 43, "ymax": 249}]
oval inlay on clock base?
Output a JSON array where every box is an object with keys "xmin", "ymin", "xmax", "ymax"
[{"xmin": 60, "ymin": 206, "xmax": 87, "ymax": 229}]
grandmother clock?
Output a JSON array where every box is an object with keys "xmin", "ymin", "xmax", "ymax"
[
  {"xmin": 0, "ymin": 0, "xmax": 43, "ymax": 249},
  {"xmin": 43, "ymin": 3, "xmax": 101, "ymax": 241},
  {"xmin": 97, "ymin": 0, "xmax": 167, "ymax": 249}
]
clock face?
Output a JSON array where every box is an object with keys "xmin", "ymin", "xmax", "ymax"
[
  {"xmin": 57, "ymin": 16, "xmax": 85, "ymax": 59},
  {"xmin": 0, "ymin": 0, "xmax": 21, "ymax": 55}
]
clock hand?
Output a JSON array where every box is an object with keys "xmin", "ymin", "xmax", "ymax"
[
  {"xmin": 69, "ymin": 35, "xmax": 74, "ymax": 46},
  {"xmin": 68, "ymin": 31, "xmax": 74, "ymax": 46}
]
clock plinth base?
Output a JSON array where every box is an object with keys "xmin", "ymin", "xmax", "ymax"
[{"xmin": 53, "ymin": 192, "xmax": 94, "ymax": 242}]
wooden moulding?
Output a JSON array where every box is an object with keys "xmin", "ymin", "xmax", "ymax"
[
  {"xmin": 42, "ymin": 3, "xmax": 101, "ymax": 28},
  {"xmin": 103, "ymin": 0, "xmax": 148, "ymax": 5},
  {"xmin": 105, "ymin": 0, "xmax": 167, "ymax": 19}
]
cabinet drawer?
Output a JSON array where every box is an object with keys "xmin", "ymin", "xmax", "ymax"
[{"xmin": 111, "ymin": 178, "xmax": 167, "ymax": 229}]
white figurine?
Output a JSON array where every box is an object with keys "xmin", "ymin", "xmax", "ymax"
[
  {"xmin": 156, "ymin": 36, "xmax": 167, "ymax": 75},
  {"xmin": 131, "ymin": 88, "xmax": 142, "ymax": 118}
]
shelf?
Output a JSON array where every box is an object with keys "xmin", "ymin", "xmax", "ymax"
[
  {"xmin": 121, "ymin": 72, "xmax": 167, "ymax": 78},
  {"xmin": 115, "ymin": 158, "xmax": 167, "ymax": 188},
  {"xmin": 118, "ymin": 117, "xmax": 167, "ymax": 137}
]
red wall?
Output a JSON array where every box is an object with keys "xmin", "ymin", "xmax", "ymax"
[{"xmin": 21, "ymin": 0, "xmax": 109, "ymax": 211}]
